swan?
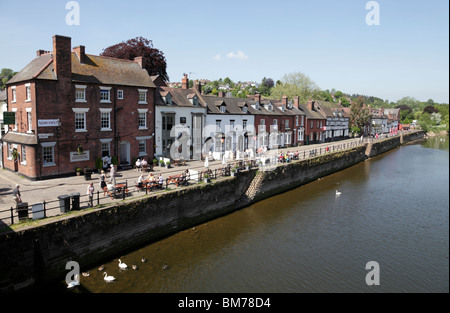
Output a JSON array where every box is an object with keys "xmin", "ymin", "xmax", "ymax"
[
  {"xmin": 82, "ymin": 272, "xmax": 90, "ymax": 277},
  {"xmin": 162, "ymin": 262, "xmax": 168, "ymax": 270},
  {"xmin": 67, "ymin": 274, "xmax": 80, "ymax": 289},
  {"xmin": 141, "ymin": 257, "xmax": 146, "ymax": 263},
  {"xmin": 103, "ymin": 272, "xmax": 115, "ymax": 282},
  {"xmin": 336, "ymin": 190, "xmax": 342, "ymax": 196},
  {"xmin": 132, "ymin": 264, "xmax": 138, "ymax": 270},
  {"xmin": 118, "ymin": 259, "xmax": 128, "ymax": 269},
  {"xmin": 97, "ymin": 265, "xmax": 105, "ymax": 271}
]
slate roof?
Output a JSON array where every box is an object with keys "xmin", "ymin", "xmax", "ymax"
[
  {"xmin": 155, "ymin": 86, "xmax": 205, "ymax": 107},
  {"xmin": 8, "ymin": 53, "xmax": 156, "ymax": 88}
]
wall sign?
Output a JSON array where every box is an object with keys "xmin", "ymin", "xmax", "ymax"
[
  {"xmin": 70, "ymin": 151, "xmax": 90, "ymax": 162},
  {"xmin": 38, "ymin": 119, "xmax": 60, "ymax": 127}
]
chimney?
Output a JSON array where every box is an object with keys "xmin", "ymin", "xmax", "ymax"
[
  {"xmin": 254, "ymin": 93, "xmax": 261, "ymax": 103},
  {"xmin": 36, "ymin": 50, "xmax": 50, "ymax": 57},
  {"xmin": 194, "ymin": 79, "xmax": 202, "ymax": 94},
  {"xmin": 293, "ymin": 96, "xmax": 299, "ymax": 109},
  {"xmin": 73, "ymin": 45, "xmax": 86, "ymax": 63},
  {"xmin": 282, "ymin": 95, "xmax": 288, "ymax": 106},
  {"xmin": 52, "ymin": 35, "xmax": 72, "ymax": 79},
  {"xmin": 134, "ymin": 56, "xmax": 146, "ymax": 69},
  {"xmin": 218, "ymin": 90, "xmax": 224, "ymax": 97},
  {"xmin": 182, "ymin": 74, "xmax": 189, "ymax": 89},
  {"xmin": 308, "ymin": 99, "xmax": 314, "ymax": 111}
]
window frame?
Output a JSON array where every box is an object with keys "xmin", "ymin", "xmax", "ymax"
[{"xmin": 75, "ymin": 85, "xmax": 87, "ymax": 102}]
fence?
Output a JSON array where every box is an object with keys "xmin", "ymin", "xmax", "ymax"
[{"xmin": 0, "ymin": 136, "xmax": 378, "ymax": 228}]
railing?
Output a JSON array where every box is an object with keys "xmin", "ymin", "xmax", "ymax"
[{"xmin": 2, "ymin": 133, "xmax": 414, "ymax": 228}]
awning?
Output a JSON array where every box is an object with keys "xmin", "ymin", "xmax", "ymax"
[{"xmin": 1, "ymin": 132, "xmax": 38, "ymax": 145}]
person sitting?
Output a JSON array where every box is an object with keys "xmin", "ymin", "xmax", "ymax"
[
  {"xmin": 158, "ymin": 174, "xmax": 164, "ymax": 188},
  {"xmin": 137, "ymin": 174, "xmax": 145, "ymax": 191},
  {"xmin": 141, "ymin": 158, "xmax": 148, "ymax": 171},
  {"xmin": 147, "ymin": 173, "xmax": 155, "ymax": 182}
]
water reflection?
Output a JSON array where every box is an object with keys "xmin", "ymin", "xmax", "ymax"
[{"xmin": 69, "ymin": 135, "xmax": 449, "ymax": 293}]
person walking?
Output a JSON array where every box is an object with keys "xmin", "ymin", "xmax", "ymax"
[
  {"xmin": 12, "ymin": 184, "xmax": 22, "ymax": 206},
  {"xmin": 87, "ymin": 183, "xmax": 95, "ymax": 207},
  {"xmin": 109, "ymin": 164, "xmax": 116, "ymax": 185}
]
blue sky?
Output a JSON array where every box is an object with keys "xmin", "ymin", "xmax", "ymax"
[{"xmin": 0, "ymin": 0, "xmax": 448, "ymax": 103}]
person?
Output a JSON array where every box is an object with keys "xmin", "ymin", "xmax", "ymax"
[
  {"xmin": 12, "ymin": 184, "xmax": 22, "ymax": 206},
  {"xmin": 135, "ymin": 158, "xmax": 141, "ymax": 172},
  {"xmin": 137, "ymin": 174, "xmax": 145, "ymax": 191},
  {"xmin": 99, "ymin": 170, "xmax": 107, "ymax": 190},
  {"xmin": 109, "ymin": 164, "xmax": 116, "ymax": 185},
  {"xmin": 87, "ymin": 183, "xmax": 95, "ymax": 207},
  {"xmin": 147, "ymin": 173, "xmax": 155, "ymax": 182},
  {"xmin": 141, "ymin": 158, "xmax": 148, "ymax": 171},
  {"xmin": 158, "ymin": 174, "xmax": 164, "ymax": 188},
  {"xmin": 102, "ymin": 155, "xmax": 109, "ymax": 170}
]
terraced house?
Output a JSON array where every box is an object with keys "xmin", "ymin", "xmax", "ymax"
[{"xmin": 2, "ymin": 35, "xmax": 156, "ymax": 179}]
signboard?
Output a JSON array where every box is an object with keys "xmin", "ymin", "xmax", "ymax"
[
  {"xmin": 3, "ymin": 112, "xmax": 15, "ymax": 125},
  {"xmin": 70, "ymin": 151, "xmax": 90, "ymax": 162},
  {"xmin": 38, "ymin": 119, "xmax": 60, "ymax": 127}
]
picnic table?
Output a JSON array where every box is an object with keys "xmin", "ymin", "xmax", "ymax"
[{"xmin": 166, "ymin": 174, "xmax": 188, "ymax": 187}]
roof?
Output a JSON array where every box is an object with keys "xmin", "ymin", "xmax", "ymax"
[
  {"xmin": 297, "ymin": 102, "xmax": 326, "ymax": 120},
  {"xmin": 155, "ymin": 86, "xmax": 205, "ymax": 107},
  {"xmin": 1, "ymin": 132, "xmax": 38, "ymax": 145},
  {"xmin": 315, "ymin": 101, "xmax": 349, "ymax": 118},
  {"xmin": 8, "ymin": 53, "xmax": 156, "ymax": 88},
  {"xmin": 201, "ymin": 95, "xmax": 248, "ymax": 114},
  {"xmin": 0, "ymin": 89, "xmax": 6, "ymax": 102}
]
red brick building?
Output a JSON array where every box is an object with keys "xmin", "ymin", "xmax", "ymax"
[
  {"xmin": 2, "ymin": 35, "xmax": 156, "ymax": 179},
  {"xmin": 298, "ymin": 100, "xmax": 326, "ymax": 145}
]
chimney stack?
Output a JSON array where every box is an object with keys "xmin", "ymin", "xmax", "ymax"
[
  {"xmin": 134, "ymin": 56, "xmax": 146, "ymax": 69},
  {"xmin": 308, "ymin": 99, "xmax": 314, "ymax": 111},
  {"xmin": 52, "ymin": 35, "xmax": 72, "ymax": 79},
  {"xmin": 194, "ymin": 79, "xmax": 202, "ymax": 94},
  {"xmin": 182, "ymin": 74, "xmax": 189, "ymax": 89},
  {"xmin": 293, "ymin": 96, "xmax": 299, "ymax": 109},
  {"xmin": 254, "ymin": 93, "xmax": 261, "ymax": 103},
  {"xmin": 218, "ymin": 90, "xmax": 224, "ymax": 98},
  {"xmin": 73, "ymin": 45, "xmax": 86, "ymax": 63},
  {"xmin": 282, "ymin": 95, "xmax": 288, "ymax": 106}
]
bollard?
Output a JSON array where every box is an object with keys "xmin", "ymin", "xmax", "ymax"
[{"xmin": 10, "ymin": 207, "xmax": 14, "ymax": 225}]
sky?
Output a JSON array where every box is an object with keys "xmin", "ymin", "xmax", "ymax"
[{"xmin": 0, "ymin": 0, "xmax": 448, "ymax": 103}]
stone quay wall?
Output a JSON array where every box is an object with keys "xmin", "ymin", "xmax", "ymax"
[{"xmin": 0, "ymin": 131, "xmax": 424, "ymax": 291}]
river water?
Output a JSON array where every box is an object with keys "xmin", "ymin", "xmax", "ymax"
[{"xmin": 71, "ymin": 136, "xmax": 449, "ymax": 293}]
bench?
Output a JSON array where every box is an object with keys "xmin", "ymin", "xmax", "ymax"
[{"xmin": 166, "ymin": 174, "xmax": 188, "ymax": 187}]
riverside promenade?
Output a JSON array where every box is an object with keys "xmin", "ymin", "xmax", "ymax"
[{"xmin": 0, "ymin": 137, "xmax": 368, "ymax": 227}]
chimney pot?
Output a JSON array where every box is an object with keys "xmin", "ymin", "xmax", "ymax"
[{"xmin": 182, "ymin": 74, "xmax": 189, "ymax": 89}]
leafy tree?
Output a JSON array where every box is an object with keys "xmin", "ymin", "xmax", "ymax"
[
  {"xmin": 270, "ymin": 72, "xmax": 321, "ymax": 104},
  {"xmin": 0, "ymin": 68, "xmax": 17, "ymax": 90},
  {"xmin": 100, "ymin": 37, "xmax": 169, "ymax": 81},
  {"xmin": 350, "ymin": 96, "xmax": 370, "ymax": 135},
  {"xmin": 396, "ymin": 96, "xmax": 422, "ymax": 112},
  {"xmin": 258, "ymin": 77, "xmax": 274, "ymax": 96},
  {"xmin": 423, "ymin": 105, "xmax": 439, "ymax": 114}
]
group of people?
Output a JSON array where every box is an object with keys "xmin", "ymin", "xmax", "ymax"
[
  {"xmin": 278, "ymin": 151, "xmax": 300, "ymax": 163},
  {"xmin": 137, "ymin": 172, "xmax": 164, "ymax": 191},
  {"xmin": 135, "ymin": 158, "xmax": 148, "ymax": 172}
]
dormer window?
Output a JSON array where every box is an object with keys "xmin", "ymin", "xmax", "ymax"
[
  {"xmin": 220, "ymin": 105, "xmax": 226, "ymax": 113},
  {"xmin": 252, "ymin": 102, "xmax": 260, "ymax": 110},
  {"xmin": 268, "ymin": 104, "xmax": 273, "ymax": 111},
  {"xmin": 242, "ymin": 106, "xmax": 248, "ymax": 113},
  {"xmin": 163, "ymin": 93, "xmax": 173, "ymax": 105},
  {"xmin": 188, "ymin": 94, "xmax": 199, "ymax": 106}
]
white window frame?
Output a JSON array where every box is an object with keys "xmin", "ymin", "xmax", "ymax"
[
  {"xmin": 41, "ymin": 142, "xmax": 56, "ymax": 167},
  {"xmin": 72, "ymin": 108, "xmax": 89, "ymax": 132},
  {"xmin": 138, "ymin": 89, "xmax": 148, "ymax": 104},
  {"xmin": 138, "ymin": 108, "xmax": 148, "ymax": 130},
  {"xmin": 100, "ymin": 108, "xmax": 112, "ymax": 131},
  {"xmin": 138, "ymin": 140, "xmax": 147, "ymax": 156},
  {"xmin": 21, "ymin": 145, "xmax": 27, "ymax": 165},
  {"xmin": 25, "ymin": 83, "xmax": 31, "ymax": 102},
  {"xmin": 11, "ymin": 86, "xmax": 16, "ymax": 103},
  {"xmin": 26, "ymin": 108, "xmax": 32, "ymax": 133},
  {"xmin": 75, "ymin": 85, "xmax": 87, "ymax": 102},
  {"xmin": 100, "ymin": 86, "xmax": 112, "ymax": 103},
  {"xmin": 117, "ymin": 89, "xmax": 124, "ymax": 100}
]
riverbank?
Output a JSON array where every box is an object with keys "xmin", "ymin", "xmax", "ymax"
[{"xmin": 0, "ymin": 131, "xmax": 425, "ymax": 291}]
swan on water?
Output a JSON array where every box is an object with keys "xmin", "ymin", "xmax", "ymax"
[
  {"xmin": 336, "ymin": 190, "xmax": 342, "ymax": 196},
  {"xmin": 118, "ymin": 259, "xmax": 128, "ymax": 269},
  {"xmin": 103, "ymin": 272, "xmax": 116, "ymax": 282}
]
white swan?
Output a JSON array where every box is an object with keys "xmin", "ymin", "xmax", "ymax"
[
  {"xmin": 336, "ymin": 190, "xmax": 342, "ymax": 196},
  {"xmin": 103, "ymin": 272, "xmax": 116, "ymax": 282},
  {"xmin": 67, "ymin": 274, "xmax": 80, "ymax": 289},
  {"xmin": 118, "ymin": 259, "xmax": 128, "ymax": 269}
]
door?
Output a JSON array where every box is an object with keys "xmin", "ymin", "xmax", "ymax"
[{"xmin": 119, "ymin": 141, "xmax": 130, "ymax": 166}]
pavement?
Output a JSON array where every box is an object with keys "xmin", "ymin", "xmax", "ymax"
[{"xmin": 0, "ymin": 137, "xmax": 367, "ymax": 226}]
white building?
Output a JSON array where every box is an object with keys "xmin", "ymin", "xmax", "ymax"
[
  {"xmin": 202, "ymin": 94, "xmax": 255, "ymax": 161},
  {"xmin": 153, "ymin": 76, "xmax": 207, "ymax": 160}
]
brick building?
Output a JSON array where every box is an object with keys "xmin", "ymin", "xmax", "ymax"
[{"xmin": 2, "ymin": 35, "xmax": 156, "ymax": 179}]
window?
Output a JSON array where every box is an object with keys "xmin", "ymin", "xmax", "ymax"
[
  {"xmin": 220, "ymin": 105, "xmax": 226, "ymax": 113},
  {"xmin": 317, "ymin": 121, "xmax": 320, "ymax": 128},
  {"xmin": 230, "ymin": 120, "xmax": 235, "ymax": 131},
  {"xmin": 7, "ymin": 143, "xmax": 12, "ymax": 159},
  {"xmin": 42, "ymin": 142, "xmax": 56, "ymax": 167},
  {"xmin": 295, "ymin": 116, "xmax": 299, "ymax": 127},
  {"xmin": 216, "ymin": 120, "xmax": 221, "ymax": 132},
  {"xmin": 101, "ymin": 142, "xmax": 110, "ymax": 157},
  {"xmin": 25, "ymin": 84, "xmax": 31, "ymax": 102},
  {"xmin": 100, "ymin": 87, "xmax": 111, "ymax": 103},
  {"xmin": 311, "ymin": 121, "xmax": 314, "ymax": 129},
  {"xmin": 139, "ymin": 140, "xmax": 146, "ymax": 155},
  {"xmin": 243, "ymin": 120, "xmax": 247, "ymax": 130},
  {"xmin": 301, "ymin": 116, "xmax": 304, "ymax": 126},
  {"xmin": 27, "ymin": 111, "xmax": 32, "ymax": 132},
  {"xmin": 100, "ymin": 108, "xmax": 112, "ymax": 131},
  {"xmin": 75, "ymin": 85, "xmax": 87, "ymax": 102},
  {"xmin": 285, "ymin": 119, "xmax": 290, "ymax": 129},
  {"xmin": 73, "ymin": 108, "xmax": 89, "ymax": 132},
  {"xmin": 117, "ymin": 90, "xmax": 124, "ymax": 100},
  {"xmin": 11, "ymin": 86, "xmax": 16, "ymax": 102},
  {"xmin": 138, "ymin": 109, "xmax": 148, "ymax": 129},
  {"xmin": 285, "ymin": 132, "xmax": 292, "ymax": 145},
  {"xmin": 21, "ymin": 145, "xmax": 27, "ymax": 165},
  {"xmin": 242, "ymin": 106, "xmax": 248, "ymax": 113},
  {"xmin": 138, "ymin": 89, "xmax": 148, "ymax": 104}
]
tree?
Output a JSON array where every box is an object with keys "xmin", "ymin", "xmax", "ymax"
[
  {"xmin": 258, "ymin": 77, "xmax": 274, "ymax": 96},
  {"xmin": 396, "ymin": 96, "xmax": 422, "ymax": 112},
  {"xmin": 100, "ymin": 37, "xmax": 169, "ymax": 81},
  {"xmin": 350, "ymin": 96, "xmax": 370, "ymax": 135},
  {"xmin": 0, "ymin": 68, "xmax": 17, "ymax": 90},
  {"xmin": 270, "ymin": 72, "xmax": 321, "ymax": 104}
]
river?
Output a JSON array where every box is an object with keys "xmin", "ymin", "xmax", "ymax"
[{"xmin": 67, "ymin": 135, "xmax": 449, "ymax": 293}]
